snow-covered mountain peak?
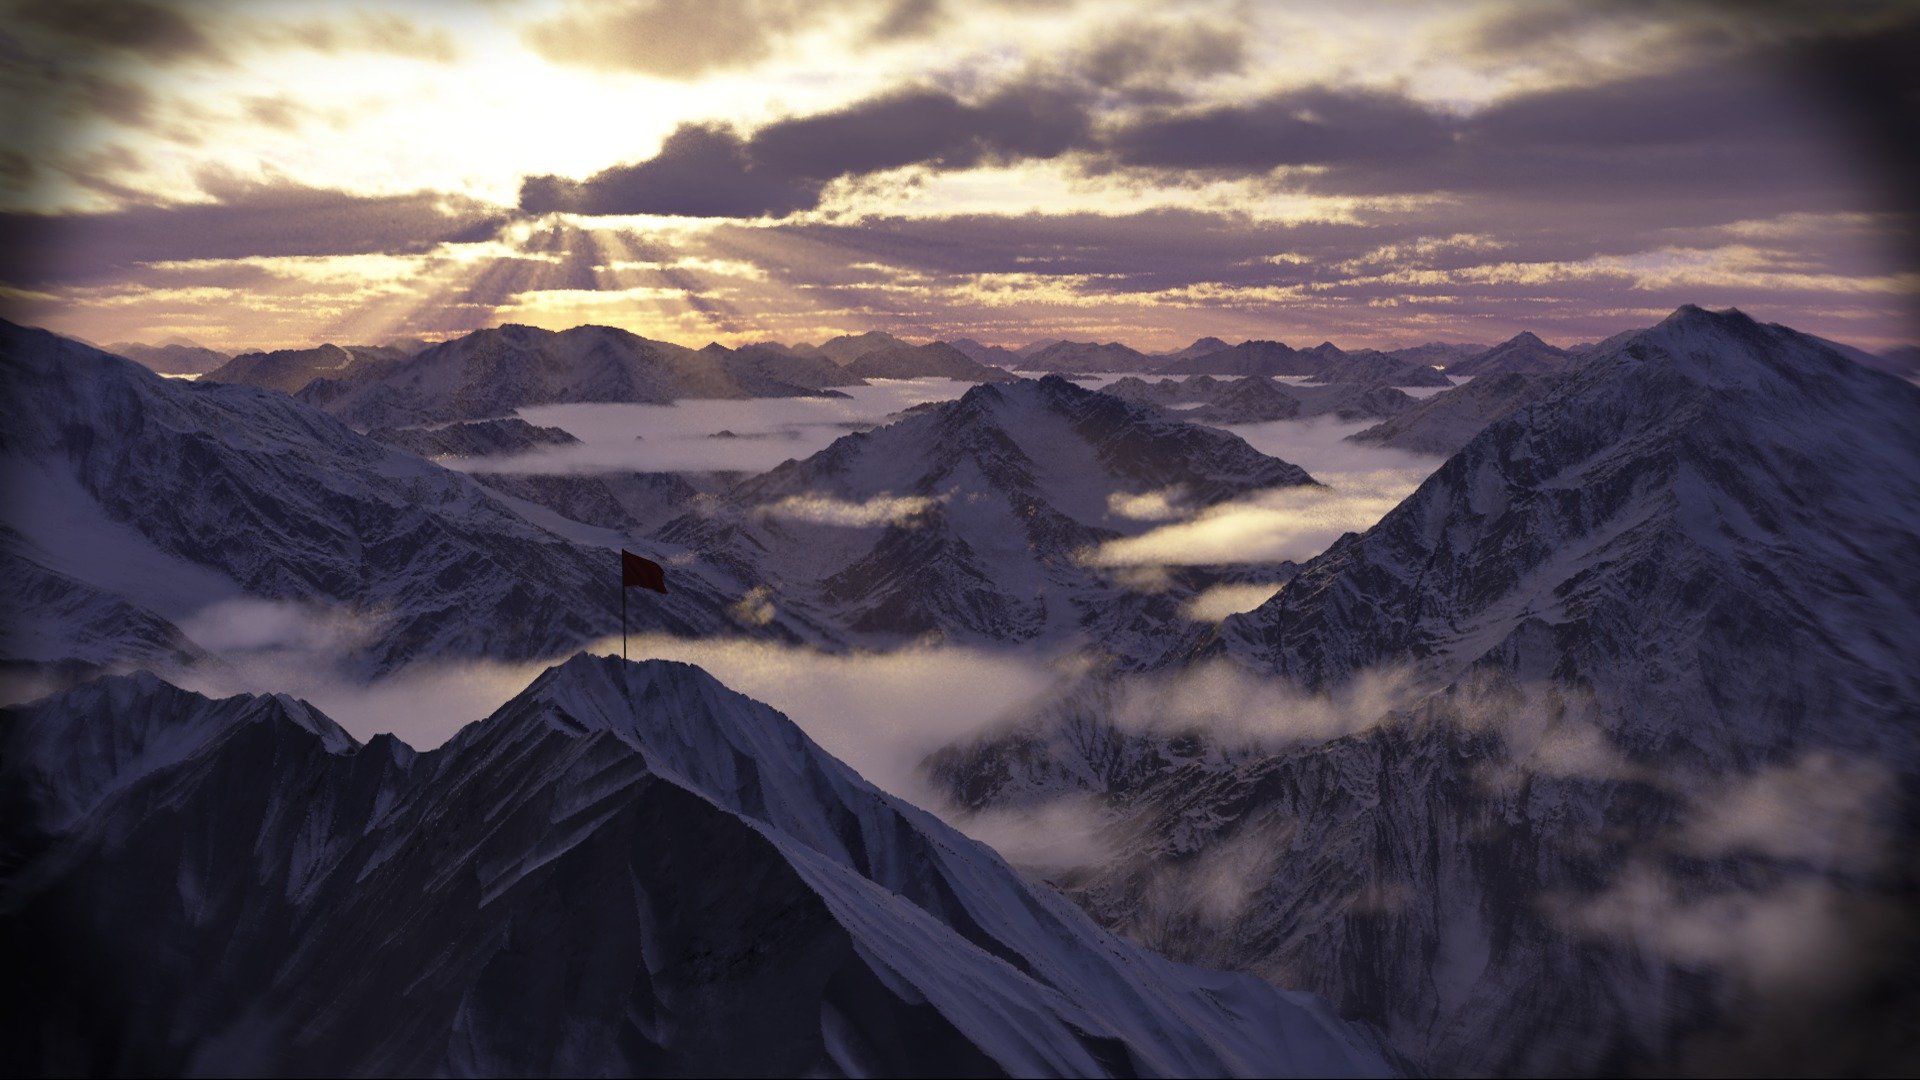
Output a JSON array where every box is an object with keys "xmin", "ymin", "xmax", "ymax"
[{"xmin": 1221, "ymin": 304, "xmax": 1920, "ymax": 756}]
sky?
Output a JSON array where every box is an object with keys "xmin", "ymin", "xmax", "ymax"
[{"xmin": 0, "ymin": 0, "xmax": 1915, "ymax": 352}]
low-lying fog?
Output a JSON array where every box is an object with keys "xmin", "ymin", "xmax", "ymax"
[{"xmin": 458, "ymin": 377, "xmax": 981, "ymax": 474}]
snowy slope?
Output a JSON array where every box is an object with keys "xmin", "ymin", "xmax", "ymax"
[
  {"xmin": 1223, "ymin": 305, "xmax": 1920, "ymax": 754},
  {"xmin": 0, "ymin": 321, "xmax": 793, "ymax": 678},
  {"xmin": 0, "ymin": 658, "xmax": 1397, "ymax": 1078},
  {"xmin": 655, "ymin": 376, "xmax": 1317, "ymax": 651},
  {"xmin": 1346, "ymin": 371, "xmax": 1568, "ymax": 456},
  {"xmin": 928, "ymin": 307, "xmax": 1920, "ymax": 1075}
]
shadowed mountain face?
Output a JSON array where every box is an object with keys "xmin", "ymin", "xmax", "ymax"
[
  {"xmin": 1346, "ymin": 370, "xmax": 1569, "ymax": 456},
  {"xmin": 0, "ymin": 657, "xmax": 1398, "ymax": 1079},
  {"xmin": 656, "ymin": 375, "xmax": 1316, "ymax": 652},
  {"xmin": 202, "ymin": 343, "xmax": 407, "ymax": 395},
  {"xmin": 944, "ymin": 337, "xmax": 1022, "ymax": 366},
  {"xmin": 842, "ymin": 340, "xmax": 1017, "ymax": 382},
  {"xmin": 926, "ymin": 307, "xmax": 1920, "ymax": 1076},
  {"xmin": 1015, "ymin": 340, "xmax": 1159, "ymax": 374},
  {"xmin": 0, "ymin": 321, "xmax": 789, "ymax": 682},
  {"xmin": 366, "ymin": 416, "xmax": 581, "ymax": 458},
  {"xmin": 1105, "ymin": 374, "xmax": 1416, "ymax": 423}
]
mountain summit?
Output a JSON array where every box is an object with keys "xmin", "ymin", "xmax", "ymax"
[{"xmin": 1, "ymin": 657, "xmax": 1397, "ymax": 1078}]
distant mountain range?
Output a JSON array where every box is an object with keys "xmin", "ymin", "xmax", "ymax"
[
  {"xmin": 104, "ymin": 339, "xmax": 231, "ymax": 375},
  {"xmin": 1015, "ymin": 340, "xmax": 1160, "ymax": 374},
  {"xmin": 1157, "ymin": 341, "xmax": 1451, "ymax": 386},
  {"xmin": 1105, "ymin": 375, "xmax": 1417, "ymax": 424}
]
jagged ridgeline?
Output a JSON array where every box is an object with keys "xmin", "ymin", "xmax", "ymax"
[
  {"xmin": 0, "ymin": 658, "xmax": 1397, "ymax": 1078},
  {"xmin": 929, "ymin": 306, "xmax": 1920, "ymax": 1076},
  {"xmin": 4, "ymin": 304, "xmax": 1916, "ymax": 1078}
]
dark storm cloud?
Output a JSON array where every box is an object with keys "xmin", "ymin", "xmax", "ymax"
[
  {"xmin": 520, "ymin": 84, "xmax": 1094, "ymax": 217},
  {"xmin": 0, "ymin": 181, "xmax": 508, "ymax": 286},
  {"xmin": 519, "ymin": 125, "xmax": 825, "ymax": 218},
  {"xmin": 1106, "ymin": 88, "xmax": 1454, "ymax": 170},
  {"xmin": 10, "ymin": 0, "xmax": 222, "ymax": 64}
]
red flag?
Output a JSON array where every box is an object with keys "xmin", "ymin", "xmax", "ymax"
[{"xmin": 622, "ymin": 549, "xmax": 667, "ymax": 594}]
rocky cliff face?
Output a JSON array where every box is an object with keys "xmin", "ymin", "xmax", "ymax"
[
  {"xmin": 0, "ymin": 322, "xmax": 792, "ymax": 680},
  {"xmin": 657, "ymin": 375, "xmax": 1316, "ymax": 652},
  {"xmin": 928, "ymin": 307, "xmax": 1920, "ymax": 1075},
  {"xmin": 0, "ymin": 658, "xmax": 1398, "ymax": 1078}
]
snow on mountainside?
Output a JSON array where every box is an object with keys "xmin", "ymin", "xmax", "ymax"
[
  {"xmin": 0, "ymin": 321, "xmax": 789, "ymax": 679},
  {"xmin": 1346, "ymin": 371, "xmax": 1568, "ymax": 456},
  {"xmin": 1223, "ymin": 305, "xmax": 1920, "ymax": 747},
  {"xmin": 302, "ymin": 323, "xmax": 849, "ymax": 429},
  {"xmin": 1442, "ymin": 331, "xmax": 1574, "ymax": 376},
  {"xmin": 469, "ymin": 470, "xmax": 709, "ymax": 535},
  {"xmin": 0, "ymin": 658, "xmax": 1398, "ymax": 1078},
  {"xmin": 926, "ymin": 307, "xmax": 1920, "ymax": 1076},
  {"xmin": 655, "ymin": 375, "xmax": 1316, "ymax": 652}
]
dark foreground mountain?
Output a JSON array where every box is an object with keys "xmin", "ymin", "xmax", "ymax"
[
  {"xmin": 0, "ymin": 658, "xmax": 1397, "ymax": 1078},
  {"xmin": 928, "ymin": 306, "xmax": 1920, "ymax": 1076},
  {"xmin": 656, "ymin": 375, "xmax": 1315, "ymax": 653},
  {"xmin": 0, "ymin": 322, "xmax": 788, "ymax": 681},
  {"xmin": 1346, "ymin": 370, "xmax": 1568, "ymax": 456}
]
